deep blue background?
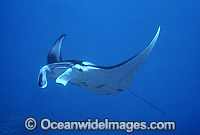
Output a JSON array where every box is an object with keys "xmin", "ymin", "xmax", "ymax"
[{"xmin": 0, "ymin": 0, "xmax": 200, "ymax": 134}]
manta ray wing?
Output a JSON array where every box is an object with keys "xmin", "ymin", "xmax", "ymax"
[
  {"xmin": 67, "ymin": 27, "xmax": 160, "ymax": 95},
  {"xmin": 47, "ymin": 34, "xmax": 66, "ymax": 64}
]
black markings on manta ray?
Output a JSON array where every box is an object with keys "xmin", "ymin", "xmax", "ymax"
[{"xmin": 38, "ymin": 27, "xmax": 160, "ymax": 95}]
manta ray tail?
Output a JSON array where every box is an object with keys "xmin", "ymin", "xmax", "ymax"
[
  {"xmin": 47, "ymin": 34, "xmax": 66, "ymax": 64},
  {"xmin": 128, "ymin": 90, "xmax": 167, "ymax": 116}
]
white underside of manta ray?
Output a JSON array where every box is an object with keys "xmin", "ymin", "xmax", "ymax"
[{"xmin": 38, "ymin": 27, "xmax": 160, "ymax": 95}]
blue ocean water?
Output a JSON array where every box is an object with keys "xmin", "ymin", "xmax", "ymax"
[{"xmin": 0, "ymin": 0, "xmax": 200, "ymax": 134}]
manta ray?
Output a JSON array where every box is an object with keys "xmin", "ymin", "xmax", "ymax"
[{"xmin": 38, "ymin": 27, "xmax": 160, "ymax": 95}]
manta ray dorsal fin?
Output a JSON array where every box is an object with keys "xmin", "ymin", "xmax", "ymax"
[{"xmin": 47, "ymin": 34, "xmax": 66, "ymax": 64}]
